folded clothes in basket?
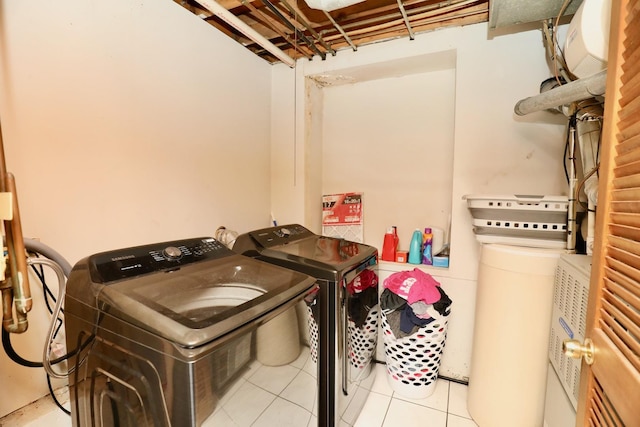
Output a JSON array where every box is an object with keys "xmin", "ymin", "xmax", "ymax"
[{"xmin": 381, "ymin": 269, "xmax": 452, "ymax": 338}]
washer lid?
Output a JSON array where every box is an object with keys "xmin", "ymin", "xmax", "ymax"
[
  {"xmin": 235, "ymin": 225, "xmax": 377, "ymax": 280},
  {"xmin": 97, "ymin": 254, "xmax": 315, "ymax": 348}
]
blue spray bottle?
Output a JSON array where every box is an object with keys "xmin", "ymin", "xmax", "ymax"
[{"xmin": 408, "ymin": 229, "xmax": 423, "ymax": 265}]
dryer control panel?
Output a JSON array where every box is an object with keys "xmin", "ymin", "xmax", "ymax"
[
  {"xmin": 89, "ymin": 237, "xmax": 230, "ymax": 283},
  {"xmin": 247, "ymin": 224, "xmax": 314, "ymax": 248}
]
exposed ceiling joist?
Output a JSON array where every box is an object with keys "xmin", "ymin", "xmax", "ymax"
[
  {"xmin": 175, "ymin": 0, "xmax": 489, "ymax": 64},
  {"xmin": 175, "ymin": 0, "xmax": 582, "ymax": 65}
]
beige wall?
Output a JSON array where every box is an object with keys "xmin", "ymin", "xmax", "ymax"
[
  {"xmin": 0, "ymin": 0, "xmax": 273, "ymax": 417},
  {"xmin": 320, "ymin": 65, "xmax": 456, "ymax": 250},
  {"xmin": 271, "ymin": 22, "xmax": 569, "ymax": 380}
]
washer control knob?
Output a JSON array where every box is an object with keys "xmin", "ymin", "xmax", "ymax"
[
  {"xmin": 163, "ymin": 246, "xmax": 182, "ymax": 260},
  {"xmin": 280, "ymin": 228, "xmax": 291, "ymax": 236}
]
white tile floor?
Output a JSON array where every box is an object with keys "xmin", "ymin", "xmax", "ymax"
[
  {"xmin": 1, "ymin": 364, "xmax": 478, "ymax": 427},
  {"xmin": 355, "ymin": 364, "xmax": 477, "ymax": 427}
]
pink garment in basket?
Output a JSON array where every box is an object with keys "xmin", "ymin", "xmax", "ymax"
[{"xmin": 383, "ymin": 268, "xmax": 441, "ymax": 304}]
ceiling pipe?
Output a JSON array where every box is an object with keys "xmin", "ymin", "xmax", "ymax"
[
  {"xmin": 514, "ymin": 70, "xmax": 607, "ymax": 116},
  {"xmin": 279, "ymin": 0, "xmax": 336, "ymax": 56},
  {"xmin": 397, "ymin": 0, "xmax": 415, "ymax": 39},
  {"xmin": 323, "ymin": 11, "xmax": 357, "ymax": 51},
  {"xmin": 239, "ymin": 0, "xmax": 314, "ymax": 60},
  {"xmin": 261, "ymin": 0, "xmax": 327, "ymax": 59},
  {"xmin": 193, "ymin": 0, "xmax": 296, "ymax": 67}
]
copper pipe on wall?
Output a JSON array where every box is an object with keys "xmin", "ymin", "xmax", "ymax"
[
  {"xmin": 0, "ymin": 119, "xmax": 31, "ymax": 334},
  {"xmin": 6, "ymin": 174, "xmax": 30, "ymax": 314}
]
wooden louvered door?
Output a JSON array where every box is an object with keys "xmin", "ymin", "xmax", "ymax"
[{"xmin": 575, "ymin": 0, "xmax": 640, "ymax": 425}]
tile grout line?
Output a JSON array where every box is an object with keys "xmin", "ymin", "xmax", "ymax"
[
  {"xmin": 381, "ymin": 390, "xmax": 394, "ymax": 427},
  {"xmin": 445, "ymin": 380, "xmax": 451, "ymax": 427}
]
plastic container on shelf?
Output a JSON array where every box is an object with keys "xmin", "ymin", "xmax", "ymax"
[
  {"xmin": 395, "ymin": 251, "xmax": 408, "ymax": 263},
  {"xmin": 392, "ymin": 225, "xmax": 399, "ymax": 252},
  {"xmin": 422, "ymin": 228, "xmax": 433, "ymax": 265},
  {"xmin": 408, "ymin": 229, "xmax": 423, "ymax": 265},
  {"xmin": 381, "ymin": 228, "xmax": 396, "ymax": 261}
]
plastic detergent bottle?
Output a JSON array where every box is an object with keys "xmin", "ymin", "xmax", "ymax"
[
  {"xmin": 408, "ymin": 229, "xmax": 423, "ymax": 264},
  {"xmin": 381, "ymin": 228, "xmax": 396, "ymax": 261},
  {"xmin": 392, "ymin": 225, "xmax": 399, "ymax": 253},
  {"xmin": 422, "ymin": 227, "xmax": 433, "ymax": 265}
]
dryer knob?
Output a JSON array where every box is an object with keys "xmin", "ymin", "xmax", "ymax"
[{"xmin": 163, "ymin": 246, "xmax": 182, "ymax": 260}]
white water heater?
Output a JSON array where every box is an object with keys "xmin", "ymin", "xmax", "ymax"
[{"xmin": 564, "ymin": 0, "xmax": 611, "ymax": 78}]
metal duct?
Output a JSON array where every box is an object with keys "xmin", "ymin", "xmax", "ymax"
[
  {"xmin": 489, "ymin": 0, "xmax": 582, "ymax": 29},
  {"xmin": 514, "ymin": 69, "xmax": 607, "ymax": 116}
]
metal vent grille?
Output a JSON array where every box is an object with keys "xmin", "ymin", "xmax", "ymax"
[{"xmin": 549, "ymin": 254, "xmax": 592, "ymax": 410}]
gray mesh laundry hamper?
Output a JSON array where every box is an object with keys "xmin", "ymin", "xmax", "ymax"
[{"xmin": 381, "ymin": 310, "xmax": 450, "ymax": 398}]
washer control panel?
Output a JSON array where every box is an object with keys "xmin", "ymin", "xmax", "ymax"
[{"xmin": 89, "ymin": 237, "xmax": 230, "ymax": 283}]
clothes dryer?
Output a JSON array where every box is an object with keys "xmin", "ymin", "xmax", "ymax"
[
  {"xmin": 65, "ymin": 237, "xmax": 317, "ymax": 427},
  {"xmin": 233, "ymin": 224, "xmax": 379, "ymax": 426}
]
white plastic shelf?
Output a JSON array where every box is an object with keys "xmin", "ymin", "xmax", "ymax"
[{"xmin": 465, "ymin": 194, "xmax": 569, "ymax": 248}]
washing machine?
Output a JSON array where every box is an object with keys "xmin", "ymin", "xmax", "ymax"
[
  {"xmin": 233, "ymin": 224, "xmax": 379, "ymax": 427},
  {"xmin": 64, "ymin": 237, "xmax": 318, "ymax": 427}
]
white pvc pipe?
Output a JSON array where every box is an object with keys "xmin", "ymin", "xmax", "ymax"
[
  {"xmin": 514, "ymin": 70, "xmax": 607, "ymax": 116},
  {"xmin": 567, "ymin": 124, "xmax": 577, "ymax": 252},
  {"xmin": 194, "ymin": 0, "xmax": 296, "ymax": 67},
  {"xmin": 587, "ymin": 199, "xmax": 595, "ymax": 255}
]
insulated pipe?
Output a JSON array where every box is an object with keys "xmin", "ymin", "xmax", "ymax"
[
  {"xmin": 193, "ymin": 0, "xmax": 296, "ymax": 67},
  {"xmin": 514, "ymin": 70, "xmax": 607, "ymax": 116},
  {"xmin": 577, "ymin": 114, "xmax": 602, "ymax": 207}
]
